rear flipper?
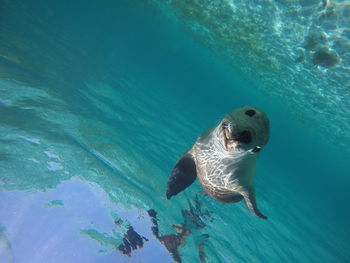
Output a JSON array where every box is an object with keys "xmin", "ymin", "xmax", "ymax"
[
  {"xmin": 242, "ymin": 190, "xmax": 267, "ymax": 220},
  {"xmin": 166, "ymin": 152, "xmax": 197, "ymax": 200}
]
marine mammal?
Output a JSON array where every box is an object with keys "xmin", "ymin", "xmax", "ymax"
[{"xmin": 166, "ymin": 105, "xmax": 269, "ymax": 219}]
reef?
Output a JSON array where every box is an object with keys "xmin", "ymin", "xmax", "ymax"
[
  {"xmin": 115, "ymin": 219, "xmax": 149, "ymax": 257},
  {"xmin": 148, "ymin": 209, "xmax": 190, "ymax": 263},
  {"xmin": 182, "ymin": 194, "xmax": 213, "ymax": 230},
  {"xmin": 303, "ymin": 32, "xmax": 326, "ymax": 51},
  {"xmin": 147, "ymin": 195, "xmax": 213, "ymax": 263},
  {"xmin": 312, "ymin": 48, "xmax": 340, "ymax": 68},
  {"xmin": 113, "ymin": 195, "xmax": 213, "ymax": 262},
  {"xmin": 198, "ymin": 235, "xmax": 210, "ymax": 263}
]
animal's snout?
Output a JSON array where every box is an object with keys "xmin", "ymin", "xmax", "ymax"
[{"xmin": 232, "ymin": 130, "xmax": 252, "ymax": 144}]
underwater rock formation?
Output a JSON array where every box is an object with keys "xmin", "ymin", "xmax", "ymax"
[
  {"xmin": 148, "ymin": 209, "xmax": 190, "ymax": 263},
  {"xmin": 182, "ymin": 195, "xmax": 213, "ymax": 230},
  {"xmin": 198, "ymin": 234, "xmax": 210, "ymax": 263},
  {"xmin": 148, "ymin": 196, "xmax": 212, "ymax": 263},
  {"xmin": 312, "ymin": 48, "xmax": 340, "ymax": 68},
  {"xmin": 303, "ymin": 31, "xmax": 326, "ymax": 51},
  {"xmin": 115, "ymin": 219, "xmax": 149, "ymax": 257},
  {"xmin": 114, "ymin": 196, "xmax": 212, "ymax": 261}
]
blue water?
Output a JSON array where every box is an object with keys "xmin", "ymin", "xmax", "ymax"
[{"xmin": 0, "ymin": 0, "xmax": 349, "ymax": 262}]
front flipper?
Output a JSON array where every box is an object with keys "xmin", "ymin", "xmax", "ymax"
[
  {"xmin": 166, "ymin": 152, "xmax": 197, "ymax": 200},
  {"xmin": 242, "ymin": 190, "xmax": 267, "ymax": 220}
]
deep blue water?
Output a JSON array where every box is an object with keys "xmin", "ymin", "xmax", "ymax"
[{"xmin": 0, "ymin": 0, "xmax": 350, "ymax": 262}]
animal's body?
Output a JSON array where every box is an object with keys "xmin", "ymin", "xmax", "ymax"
[{"xmin": 166, "ymin": 105, "xmax": 269, "ymax": 219}]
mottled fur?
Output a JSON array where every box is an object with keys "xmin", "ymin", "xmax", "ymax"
[{"xmin": 167, "ymin": 105, "xmax": 269, "ymax": 219}]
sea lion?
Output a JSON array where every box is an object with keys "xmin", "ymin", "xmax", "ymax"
[{"xmin": 166, "ymin": 105, "xmax": 269, "ymax": 219}]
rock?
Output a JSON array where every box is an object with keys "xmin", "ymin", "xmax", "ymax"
[{"xmin": 312, "ymin": 48, "xmax": 340, "ymax": 67}]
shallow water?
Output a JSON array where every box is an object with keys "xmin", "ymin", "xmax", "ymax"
[{"xmin": 0, "ymin": 0, "xmax": 349, "ymax": 262}]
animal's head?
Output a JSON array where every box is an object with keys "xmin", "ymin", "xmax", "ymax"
[{"xmin": 218, "ymin": 105, "xmax": 270, "ymax": 153}]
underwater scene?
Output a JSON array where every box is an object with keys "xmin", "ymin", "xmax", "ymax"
[{"xmin": 0, "ymin": 0, "xmax": 349, "ymax": 262}]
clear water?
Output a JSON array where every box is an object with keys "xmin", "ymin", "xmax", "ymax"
[{"xmin": 0, "ymin": 0, "xmax": 349, "ymax": 262}]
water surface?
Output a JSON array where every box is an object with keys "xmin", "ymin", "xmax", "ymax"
[{"xmin": 0, "ymin": 0, "xmax": 349, "ymax": 262}]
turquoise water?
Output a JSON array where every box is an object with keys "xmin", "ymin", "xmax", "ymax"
[{"xmin": 0, "ymin": 0, "xmax": 349, "ymax": 262}]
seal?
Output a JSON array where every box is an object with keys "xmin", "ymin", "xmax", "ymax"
[{"xmin": 166, "ymin": 105, "xmax": 270, "ymax": 219}]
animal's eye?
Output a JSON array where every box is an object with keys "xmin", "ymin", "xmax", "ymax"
[
  {"xmin": 245, "ymin": 109, "xmax": 256, "ymax": 117},
  {"xmin": 252, "ymin": 146, "xmax": 261, "ymax": 153}
]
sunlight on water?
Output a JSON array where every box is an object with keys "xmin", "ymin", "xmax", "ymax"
[
  {"xmin": 152, "ymin": 0, "xmax": 350, "ymax": 153},
  {"xmin": 0, "ymin": 0, "xmax": 349, "ymax": 262}
]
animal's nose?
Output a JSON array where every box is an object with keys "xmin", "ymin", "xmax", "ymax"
[{"xmin": 232, "ymin": 130, "xmax": 252, "ymax": 144}]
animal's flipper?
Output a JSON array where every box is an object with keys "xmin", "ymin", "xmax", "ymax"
[
  {"xmin": 166, "ymin": 152, "xmax": 197, "ymax": 200},
  {"xmin": 242, "ymin": 190, "xmax": 267, "ymax": 220}
]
